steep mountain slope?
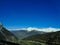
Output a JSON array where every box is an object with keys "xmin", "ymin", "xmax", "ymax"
[
  {"xmin": 23, "ymin": 31, "xmax": 60, "ymax": 44},
  {"xmin": 12, "ymin": 30, "xmax": 45, "ymax": 39},
  {"xmin": 0, "ymin": 25, "xmax": 18, "ymax": 43}
]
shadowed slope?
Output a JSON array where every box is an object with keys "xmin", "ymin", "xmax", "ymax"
[{"xmin": 0, "ymin": 24, "xmax": 18, "ymax": 43}]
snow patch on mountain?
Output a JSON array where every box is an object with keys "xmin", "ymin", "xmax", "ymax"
[{"xmin": 10, "ymin": 27, "xmax": 60, "ymax": 32}]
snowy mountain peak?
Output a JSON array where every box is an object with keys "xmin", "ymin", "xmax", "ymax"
[{"xmin": 11, "ymin": 27, "xmax": 60, "ymax": 32}]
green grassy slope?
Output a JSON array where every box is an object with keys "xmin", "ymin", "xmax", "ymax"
[{"xmin": 20, "ymin": 31, "xmax": 60, "ymax": 45}]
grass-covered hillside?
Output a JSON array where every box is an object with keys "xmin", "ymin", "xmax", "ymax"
[{"xmin": 20, "ymin": 31, "xmax": 60, "ymax": 45}]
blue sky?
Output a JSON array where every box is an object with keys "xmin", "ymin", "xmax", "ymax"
[{"xmin": 0, "ymin": 0, "xmax": 60, "ymax": 29}]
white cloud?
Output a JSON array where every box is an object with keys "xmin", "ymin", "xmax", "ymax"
[
  {"xmin": 9, "ymin": 27, "xmax": 60, "ymax": 32},
  {"xmin": 19, "ymin": 27, "xmax": 60, "ymax": 32}
]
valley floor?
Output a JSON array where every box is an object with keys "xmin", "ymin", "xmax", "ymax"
[{"xmin": 20, "ymin": 40, "xmax": 46, "ymax": 45}]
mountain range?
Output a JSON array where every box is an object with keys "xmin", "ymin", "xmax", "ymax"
[
  {"xmin": 0, "ymin": 24, "xmax": 60, "ymax": 45},
  {"xmin": 21, "ymin": 31, "xmax": 60, "ymax": 45},
  {"xmin": 11, "ymin": 30, "xmax": 46, "ymax": 39}
]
